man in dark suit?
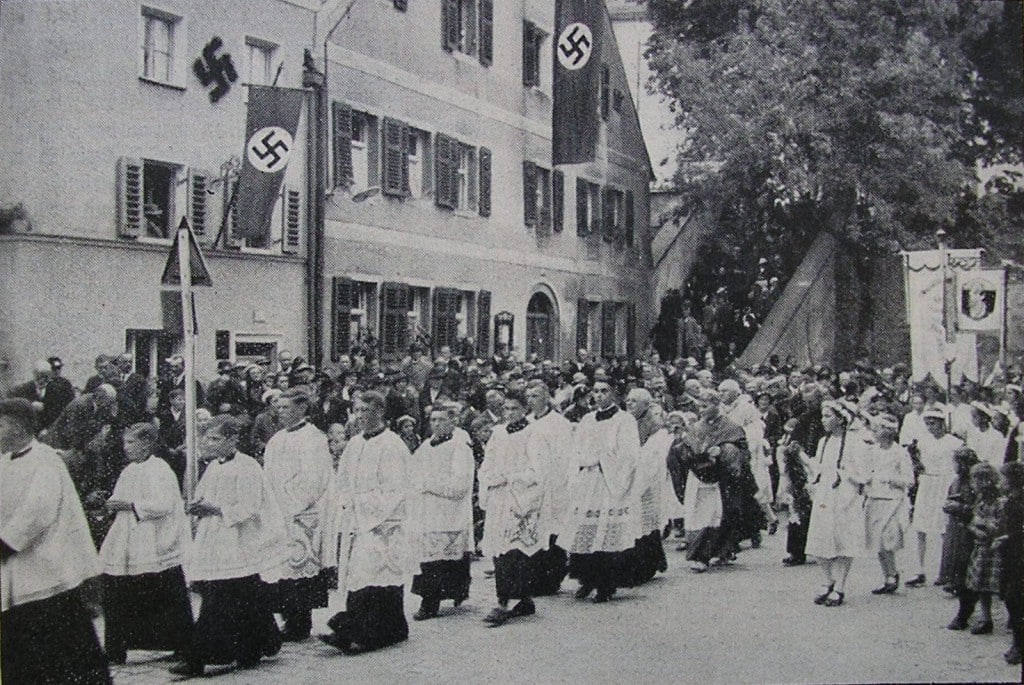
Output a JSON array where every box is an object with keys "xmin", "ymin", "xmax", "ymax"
[
  {"xmin": 6, "ymin": 359, "xmax": 75, "ymax": 435},
  {"xmin": 156, "ymin": 354, "xmax": 205, "ymax": 416},
  {"xmin": 156, "ymin": 389, "xmax": 187, "ymax": 486}
]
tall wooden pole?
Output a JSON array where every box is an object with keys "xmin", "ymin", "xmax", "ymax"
[{"xmin": 177, "ymin": 223, "xmax": 199, "ymax": 503}]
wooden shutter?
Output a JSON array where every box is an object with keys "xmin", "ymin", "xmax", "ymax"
[
  {"xmin": 478, "ymin": 146, "xmax": 492, "ymax": 217},
  {"xmin": 552, "ymin": 169, "xmax": 564, "ymax": 233},
  {"xmin": 381, "ymin": 282, "xmax": 410, "ymax": 360},
  {"xmin": 576, "ymin": 298, "xmax": 589, "ymax": 352},
  {"xmin": 522, "ymin": 22, "xmax": 537, "ymax": 86},
  {"xmin": 589, "ymin": 183, "xmax": 602, "ymax": 235},
  {"xmin": 442, "ymin": 0, "xmax": 458, "ymax": 52},
  {"xmin": 116, "ymin": 157, "xmax": 144, "ymax": 238},
  {"xmin": 602, "ymin": 186, "xmax": 616, "ymax": 243},
  {"xmin": 434, "ymin": 134, "xmax": 456, "ymax": 209},
  {"xmin": 625, "ymin": 189, "xmax": 635, "ymax": 246},
  {"xmin": 186, "ymin": 168, "xmax": 212, "ymax": 242},
  {"xmin": 523, "ymin": 161, "xmax": 537, "ymax": 227},
  {"xmin": 626, "ymin": 303, "xmax": 636, "ymax": 358},
  {"xmin": 478, "ymin": 0, "xmax": 493, "ymax": 66},
  {"xmin": 432, "ymin": 288, "xmax": 461, "ymax": 353},
  {"xmin": 601, "ymin": 301, "xmax": 617, "ymax": 358},
  {"xmin": 537, "ymin": 168, "xmax": 551, "ymax": 236},
  {"xmin": 332, "ymin": 101, "xmax": 354, "ymax": 188},
  {"xmin": 382, "ymin": 117, "xmax": 408, "ymax": 197},
  {"xmin": 476, "ymin": 290, "xmax": 492, "ymax": 357},
  {"xmin": 576, "ymin": 177, "xmax": 589, "ymax": 236},
  {"xmin": 332, "ymin": 277, "xmax": 355, "ymax": 361},
  {"xmin": 283, "ymin": 189, "xmax": 301, "ymax": 253},
  {"xmin": 393, "ymin": 0, "xmax": 407, "ymax": 10}
]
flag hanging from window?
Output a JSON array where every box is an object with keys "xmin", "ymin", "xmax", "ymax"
[
  {"xmin": 553, "ymin": 0, "xmax": 601, "ymax": 165},
  {"xmin": 236, "ymin": 85, "xmax": 305, "ymax": 247}
]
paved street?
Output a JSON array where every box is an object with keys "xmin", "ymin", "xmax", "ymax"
[{"xmin": 112, "ymin": 529, "xmax": 1019, "ymax": 684}]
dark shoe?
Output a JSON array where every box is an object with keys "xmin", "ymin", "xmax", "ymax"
[
  {"xmin": 264, "ymin": 629, "xmax": 283, "ymax": 657},
  {"xmin": 814, "ymin": 584, "xmax": 835, "ymax": 605},
  {"xmin": 782, "ymin": 556, "xmax": 806, "ymax": 567},
  {"xmin": 319, "ymin": 632, "xmax": 351, "ymax": 651},
  {"xmin": 947, "ymin": 616, "xmax": 969, "ymax": 630},
  {"xmin": 483, "ymin": 607, "xmax": 512, "ymax": 626},
  {"xmin": 413, "ymin": 608, "xmax": 438, "ymax": 621},
  {"xmin": 237, "ymin": 658, "xmax": 261, "ymax": 670},
  {"xmin": 107, "ymin": 652, "xmax": 127, "ymax": 666},
  {"xmin": 574, "ymin": 584, "xmax": 594, "ymax": 600},
  {"xmin": 592, "ymin": 591, "xmax": 612, "ymax": 604},
  {"xmin": 1004, "ymin": 647, "xmax": 1022, "ymax": 665},
  {"xmin": 281, "ymin": 629, "xmax": 309, "ymax": 643},
  {"xmin": 824, "ymin": 590, "xmax": 845, "ymax": 607},
  {"xmin": 905, "ymin": 574, "xmax": 926, "ymax": 587},
  {"xmin": 168, "ymin": 662, "xmax": 204, "ymax": 678},
  {"xmin": 510, "ymin": 598, "xmax": 535, "ymax": 617},
  {"xmin": 872, "ymin": 575, "xmax": 899, "ymax": 595},
  {"xmin": 970, "ymin": 620, "xmax": 994, "ymax": 635}
]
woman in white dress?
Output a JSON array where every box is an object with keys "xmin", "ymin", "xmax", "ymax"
[
  {"xmin": 806, "ymin": 400, "xmax": 868, "ymax": 607},
  {"xmin": 861, "ymin": 414, "xmax": 915, "ymax": 595}
]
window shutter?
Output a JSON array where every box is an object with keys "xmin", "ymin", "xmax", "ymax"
[
  {"xmin": 601, "ymin": 301, "xmax": 617, "ymax": 358},
  {"xmin": 283, "ymin": 188, "xmax": 301, "ymax": 253},
  {"xmin": 576, "ymin": 298, "xmax": 589, "ymax": 352},
  {"xmin": 523, "ymin": 161, "xmax": 537, "ymax": 228},
  {"xmin": 522, "ymin": 22, "xmax": 537, "ymax": 87},
  {"xmin": 478, "ymin": 146, "xmax": 492, "ymax": 217},
  {"xmin": 332, "ymin": 101, "xmax": 354, "ymax": 188},
  {"xmin": 478, "ymin": 0, "xmax": 493, "ymax": 66},
  {"xmin": 589, "ymin": 183, "xmax": 602, "ymax": 235},
  {"xmin": 432, "ymin": 288, "xmax": 461, "ymax": 353},
  {"xmin": 381, "ymin": 282, "xmax": 411, "ymax": 360},
  {"xmin": 434, "ymin": 133, "xmax": 456, "ymax": 209},
  {"xmin": 602, "ymin": 186, "xmax": 616, "ymax": 243},
  {"xmin": 116, "ymin": 157, "xmax": 144, "ymax": 238},
  {"xmin": 576, "ymin": 177, "xmax": 589, "ymax": 236},
  {"xmin": 401, "ymin": 125, "xmax": 411, "ymax": 196},
  {"xmin": 442, "ymin": 0, "xmax": 458, "ymax": 52},
  {"xmin": 625, "ymin": 189, "xmax": 635, "ymax": 246},
  {"xmin": 393, "ymin": 0, "xmax": 407, "ymax": 10},
  {"xmin": 476, "ymin": 290, "xmax": 492, "ymax": 357},
  {"xmin": 626, "ymin": 302, "xmax": 637, "ymax": 358},
  {"xmin": 187, "ymin": 168, "xmax": 212, "ymax": 243},
  {"xmin": 382, "ymin": 117, "xmax": 406, "ymax": 197},
  {"xmin": 332, "ymin": 277, "xmax": 355, "ymax": 361},
  {"xmin": 552, "ymin": 169, "xmax": 564, "ymax": 233}
]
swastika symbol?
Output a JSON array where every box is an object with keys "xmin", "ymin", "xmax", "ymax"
[
  {"xmin": 557, "ymin": 23, "xmax": 593, "ymax": 71},
  {"xmin": 247, "ymin": 126, "xmax": 293, "ymax": 174}
]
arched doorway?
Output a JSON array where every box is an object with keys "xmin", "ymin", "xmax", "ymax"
[{"xmin": 526, "ymin": 291, "xmax": 556, "ymax": 361}]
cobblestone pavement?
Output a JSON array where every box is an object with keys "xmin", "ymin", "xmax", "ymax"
[{"xmin": 111, "ymin": 529, "xmax": 1019, "ymax": 684}]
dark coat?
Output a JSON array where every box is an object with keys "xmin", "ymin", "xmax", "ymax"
[{"xmin": 7, "ymin": 377, "xmax": 75, "ymax": 433}]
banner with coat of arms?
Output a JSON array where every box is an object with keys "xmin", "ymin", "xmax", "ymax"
[{"xmin": 956, "ymin": 270, "xmax": 1005, "ymax": 332}]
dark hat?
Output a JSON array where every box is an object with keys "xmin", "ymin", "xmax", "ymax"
[
  {"xmin": 47, "ymin": 356, "xmax": 63, "ymax": 370},
  {"xmin": 293, "ymin": 363, "xmax": 314, "ymax": 374}
]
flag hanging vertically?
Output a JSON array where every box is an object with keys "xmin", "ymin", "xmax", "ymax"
[
  {"xmin": 235, "ymin": 85, "xmax": 305, "ymax": 247},
  {"xmin": 553, "ymin": 0, "xmax": 601, "ymax": 165}
]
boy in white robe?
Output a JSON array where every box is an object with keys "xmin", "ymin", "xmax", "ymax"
[
  {"xmin": 0, "ymin": 399, "xmax": 109, "ymax": 684},
  {"xmin": 171, "ymin": 415, "xmax": 286, "ymax": 677},
  {"xmin": 410, "ymin": 404, "xmax": 474, "ymax": 620},
  {"xmin": 262, "ymin": 388, "xmax": 334, "ymax": 641},
  {"xmin": 100, "ymin": 422, "xmax": 192, "ymax": 664}
]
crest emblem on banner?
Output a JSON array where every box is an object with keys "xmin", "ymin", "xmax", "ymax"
[
  {"xmin": 957, "ymin": 270, "xmax": 1004, "ymax": 331},
  {"xmin": 557, "ymin": 22, "xmax": 593, "ymax": 70}
]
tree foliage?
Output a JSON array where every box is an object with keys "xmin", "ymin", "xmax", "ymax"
[{"xmin": 645, "ymin": 0, "xmax": 1023, "ymax": 258}]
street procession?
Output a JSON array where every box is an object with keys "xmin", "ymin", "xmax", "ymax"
[{"xmin": 1, "ymin": 1, "xmax": 1022, "ymax": 684}]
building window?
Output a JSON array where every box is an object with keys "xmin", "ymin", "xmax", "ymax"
[
  {"xmin": 455, "ymin": 144, "xmax": 476, "ymax": 211},
  {"xmin": 442, "ymin": 0, "xmax": 492, "ymax": 65},
  {"xmin": 407, "ymin": 129, "xmax": 429, "ymax": 199},
  {"xmin": 350, "ymin": 111, "xmax": 379, "ymax": 192},
  {"xmin": 142, "ymin": 160, "xmax": 183, "ymax": 239},
  {"xmin": 140, "ymin": 7, "xmax": 183, "ymax": 86},
  {"xmin": 245, "ymin": 38, "xmax": 277, "ymax": 86}
]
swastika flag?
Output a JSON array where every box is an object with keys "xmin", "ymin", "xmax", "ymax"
[
  {"xmin": 236, "ymin": 86, "xmax": 304, "ymax": 247},
  {"xmin": 553, "ymin": 0, "xmax": 601, "ymax": 165}
]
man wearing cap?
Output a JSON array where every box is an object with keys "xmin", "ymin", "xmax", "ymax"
[
  {"xmin": 906, "ymin": 406, "xmax": 963, "ymax": 587},
  {"xmin": 261, "ymin": 388, "xmax": 334, "ymax": 642},
  {"xmin": 562, "ymin": 375, "xmax": 642, "ymax": 603},
  {"xmin": 7, "ymin": 358, "xmax": 74, "ymax": 434},
  {"xmin": 206, "ymin": 360, "xmax": 246, "ymax": 414},
  {"xmin": 0, "ymin": 398, "xmax": 110, "ymax": 683}
]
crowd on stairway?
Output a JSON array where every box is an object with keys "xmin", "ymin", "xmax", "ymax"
[{"xmin": 2, "ymin": 344, "xmax": 1023, "ymax": 682}]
